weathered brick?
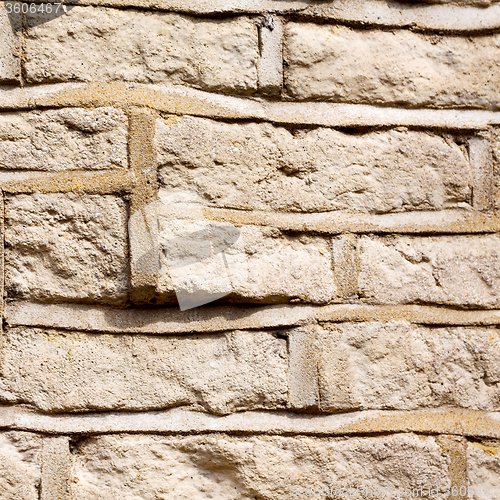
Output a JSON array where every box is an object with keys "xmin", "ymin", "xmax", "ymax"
[
  {"xmin": 0, "ymin": 327, "xmax": 288, "ymax": 414},
  {"xmin": 317, "ymin": 321, "xmax": 500, "ymax": 412},
  {"xmin": 467, "ymin": 440, "xmax": 500, "ymax": 500},
  {"xmin": 151, "ymin": 220, "xmax": 339, "ymax": 305},
  {"xmin": 71, "ymin": 433, "xmax": 450, "ymax": 499},
  {"xmin": 157, "ymin": 116, "xmax": 472, "ymax": 213},
  {"xmin": 285, "ymin": 24, "xmax": 500, "ymax": 108},
  {"xmin": 5, "ymin": 194, "xmax": 128, "ymax": 305},
  {"xmin": 0, "ymin": 432, "xmax": 42, "ymax": 500},
  {"xmin": 0, "ymin": 4, "xmax": 20, "ymax": 84},
  {"xmin": 358, "ymin": 234, "xmax": 500, "ymax": 308},
  {"xmin": 24, "ymin": 7, "xmax": 259, "ymax": 93},
  {"xmin": 0, "ymin": 108, "xmax": 127, "ymax": 171}
]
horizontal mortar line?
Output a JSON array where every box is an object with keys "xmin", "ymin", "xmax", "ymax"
[
  {"xmin": 1, "ymin": 83, "xmax": 500, "ymax": 129},
  {"xmin": 11, "ymin": 0, "xmax": 500, "ymax": 32},
  {"xmin": 0, "ymin": 169, "xmax": 136, "ymax": 194},
  {"xmin": 6, "ymin": 302, "xmax": 500, "ymax": 334},
  {"xmin": 0, "ymin": 406, "xmax": 499, "ymax": 437},
  {"xmin": 201, "ymin": 208, "xmax": 500, "ymax": 234}
]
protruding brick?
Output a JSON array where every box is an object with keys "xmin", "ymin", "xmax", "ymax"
[
  {"xmin": 24, "ymin": 7, "xmax": 259, "ymax": 94},
  {"xmin": 285, "ymin": 23, "xmax": 500, "ymax": 108},
  {"xmin": 71, "ymin": 433, "xmax": 450, "ymax": 499},
  {"xmin": 358, "ymin": 234, "xmax": 500, "ymax": 308},
  {"xmin": 5, "ymin": 194, "xmax": 128, "ymax": 306},
  {"xmin": 0, "ymin": 108, "xmax": 127, "ymax": 171},
  {"xmin": 0, "ymin": 328, "xmax": 288, "ymax": 414},
  {"xmin": 318, "ymin": 321, "xmax": 500, "ymax": 412},
  {"xmin": 157, "ymin": 116, "xmax": 472, "ymax": 214}
]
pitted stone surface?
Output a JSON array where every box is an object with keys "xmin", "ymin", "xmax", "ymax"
[
  {"xmin": 5, "ymin": 194, "xmax": 128, "ymax": 305},
  {"xmin": 157, "ymin": 116, "xmax": 472, "ymax": 213},
  {"xmin": 0, "ymin": 328, "xmax": 288, "ymax": 414},
  {"xmin": 358, "ymin": 234, "xmax": 500, "ymax": 308},
  {"xmin": 317, "ymin": 321, "xmax": 500, "ymax": 412},
  {"xmin": 0, "ymin": 432, "xmax": 42, "ymax": 500},
  {"xmin": 155, "ymin": 224, "xmax": 339, "ymax": 305},
  {"xmin": 71, "ymin": 433, "xmax": 450, "ymax": 499},
  {"xmin": 285, "ymin": 24, "xmax": 500, "ymax": 108},
  {"xmin": 24, "ymin": 7, "xmax": 259, "ymax": 93},
  {"xmin": 0, "ymin": 108, "xmax": 127, "ymax": 170},
  {"xmin": 467, "ymin": 440, "xmax": 500, "ymax": 499},
  {"xmin": 0, "ymin": 4, "xmax": 19, "ymax": 83}
]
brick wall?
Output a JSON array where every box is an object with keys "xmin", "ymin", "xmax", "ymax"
[{"xmin": 1, "ymin": 0, "xmax": 500, "ymax": 498}]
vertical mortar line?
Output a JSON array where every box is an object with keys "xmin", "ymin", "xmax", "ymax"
[
  {"xmin": 41, "ymin": 435, "xmax": 71, "ymax": 500},
  {"xmin": 257, "ymin": 15, "xmax": 283, "ymax": 96},
  {"xmin": 468, "ymin": 135, "xmax": 494, "ymax": 211},
  {"xmin": 331, "ymin": 233, "xmax": 359, "ymax": 302},
  {"xmin": 436, "ymin": 435, "xmax": 468, "ymax": 500},
  {"xmin": 128, "ymin": 108, "xmax": 158, "ymax": 304},
  {"xmin": 288, "ymin": 324, "xmax": 320, "ymax": 410}
]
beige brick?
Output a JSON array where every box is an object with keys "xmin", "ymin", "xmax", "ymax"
[
  {"xmin": 317, "ymin": 321, "xmax": 500, "ymax": 412},
  {"xmin": 467, "ymin": 440, "xmax": 500, "ymax": 499},
  {"xmin": 152, "ymin": 221, "xmax": 338, "ymax": 305},
  {"xmin": 0, "ymin": 4, "xmax": 20, "ymax": 84},
  {"xmin": 5, "ymin": 194, "xmax": 128, "ymax": 306},
  {"xmin": 24, "ymin": 7, "xmax": 259, "ymax": 93},
  {"xmin": 0, "ymin": 432, "xmax": 42, "ymax": 500},
  {"xmin": 285, "ymin": 24, "xmax": 500, "ymax": 108},
  {"xmin": 0, "ymin": 108, "xmax": 127, "ymax": 170},
  {"xmin": 71, "ymin": 433, "xmax": 450, "ymax": 499},
  {"xmin": 0, "ymin": 328, "xmax": 288, "ymax": 414},
  {"xmin": 358, "ymin": 234, "xmax": 500, "ymax": 308},
  {"xmin": 157, "ymin": 116, "xmax": 472, "ymax": 213}
]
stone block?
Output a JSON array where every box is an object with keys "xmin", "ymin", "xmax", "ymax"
[
  {"xmin": 358, "ymin": 234, "xmax": 500, "ymax": 308},
  {"xmin": 317, "ymin": 321, "xmax": 500, "ymax": 411},
  {"xmin": 24, "ymin": 7, "xmax": 259, "ymax": 94},
  {"xmin": 0, "ymin": 108, "xmax": 127, "ymax": 171},
  {"xmin": 157, "ymin": 116, "xmax": 472, "ymax": 213},
  {"xmin": 0, "ymin": 327, "xmax": 288, "ymax": 414},
  {"xmin": 5, "ymin": 193, "xmax": 128, "ymax": 305},
  {"xmin": 285, "ymin": 23, "xmax": 500, "ymax": 108}
]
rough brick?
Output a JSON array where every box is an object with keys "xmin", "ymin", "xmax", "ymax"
[
  {"xmin": 157, "ymin": 116, "xmax": 472, "ymax": 213},
  {"xmin": 5, "ymin": 194, "xmax": 128, "ymax": 306},
  {"xmin": 71, "ymin": 433, "xmax": 450, "ymax": 499},
  {"xmin": 0, "ymin": 4, "xmax": 20, "ymax": 84},
  {"xmin": 152, "ymin": 220, "xmax": 338, "ymax": 305},
  {"xmin": 0, "ymin": 328, "xmax": 288, "ymax": 414},
  {"xmin": 24, "ymin": 7, "xmax": 259, "ymax": 94},
  {"xmin": 317, "ymin": 321, "xmax": 500, "ymax": 412},
  {"xmin": 358, "ymin": 234, "xmax": 500, "ymax": 308},
  {"xmin": 0, "ymin": 432, "xmax": 42, "ymax": 500},
  {"xmin": 0, "ymin": 108, "xmax": 127, "ymax": 171},
  {"xmin": 467, "ymin": 440, "xmax": 500, "ymax": 499},
  {"xmin": 285, "ymin": 24, "xmax": 500, "ymax": 108}
]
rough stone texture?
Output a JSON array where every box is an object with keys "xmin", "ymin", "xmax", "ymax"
[
  {"xmin": 154, "ymin": 223, "xmax": 339, "ymax": 305},
  {"xmin": 467, "ymin": 440, "xmax": 500, "ymax": 499},
  {"xmin": 0, "ymin": 108, "xmax": 127, "ymax": 171},
  {"xmin": 71, "ymin": 433, "xmax": 450, "ymax": 499},
  {"xmin": 0, "ymin": 5, "xmax": 20, "ymax": 84},
  {"xmin": 24, "ymin": 7, "xmax": 259, "ymax": 94},
  {"xmin": 285, "ymin": 24, "xmax": 500, "ymax": 108},
  {"xmin": 157, "ymin": 116, "xmax": 472, "ymax": 213},
  {"xmin": 491, "ymin": 128, "xmax": 500, "ymax": 210},
  {"xmin": 0, "ymin": 432, "xmax": 42, "ymax": 500},
  {"xmin": 317, "ymin": 321, "xmax": 500, "ymax": 412},
  {"xmin": 5, "ymin": 194, "xmax": 128, "ymax": 305},
  {"xmin": 0, "ymin": 327, "xmax": 288, "ymax": 414},
  {"xmin": 358, "ymin": 234, "xmax": 500, "ymax": 308}
]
